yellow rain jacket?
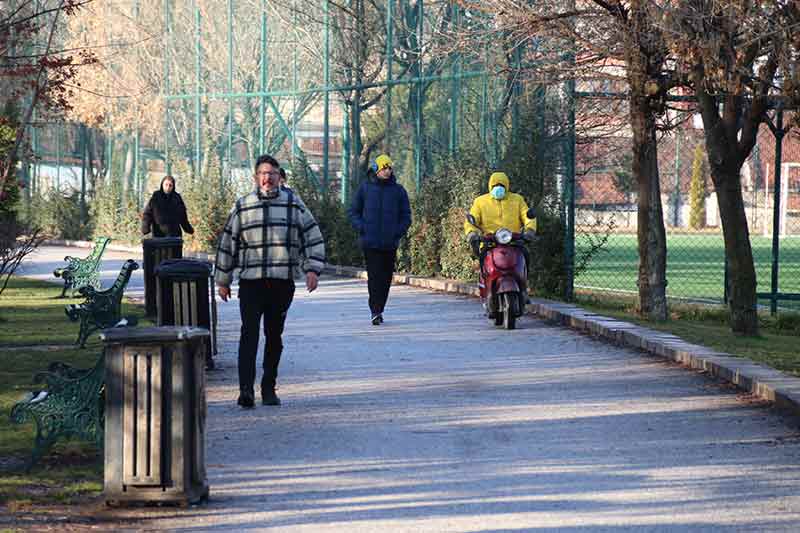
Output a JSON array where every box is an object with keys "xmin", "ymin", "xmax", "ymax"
[{"xmin": 464, "ymin": 172, "xmax": 537, "ymax": 237}]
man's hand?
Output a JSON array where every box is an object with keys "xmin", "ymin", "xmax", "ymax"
[
  {"xmin": 468, "ymin": 232, "xmax": 481, "ymax": 258},
  {"xmin": 306, "ymin": 272, "xmax": 319, "ymax": 293},
  {"xmin": 218, "ymin": 285, "xmax": 231, "ymax": 302},
  {"xmin": 522, "ymin": 230, "xmax": 537, "ymax": 243}
]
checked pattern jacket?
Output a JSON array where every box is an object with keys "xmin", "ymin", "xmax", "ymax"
[{"xmin": 214, "ymin": 188, "xmax": 326, "ymax": 287}]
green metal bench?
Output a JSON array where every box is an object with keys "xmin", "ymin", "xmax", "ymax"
[
  {"xmin": 54, "ymin": 236, "xmax": 112, "ymax": 298},
  {"xmin": 9, "ymin": 355, "xmax": 105, "ymax": 470},
  {"xmin": 66, "ymin": 259, "xmax": 139, "ymax": 348}
]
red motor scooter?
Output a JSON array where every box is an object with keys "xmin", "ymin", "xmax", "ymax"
[{"xmin": 466, "ymin": 212, "xmax": 532, "ymax": 330}]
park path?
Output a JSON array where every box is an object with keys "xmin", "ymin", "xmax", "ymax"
[{"xmin": 17, "ymin": 246, "xmax": 800, "ymax": 531}]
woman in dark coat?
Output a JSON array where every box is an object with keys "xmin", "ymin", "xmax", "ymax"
[{"xmin": 141, "ymin": 175, "xmax": 195, "ymax": 237}]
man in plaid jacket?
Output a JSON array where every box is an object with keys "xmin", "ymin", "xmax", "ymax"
[{"xmin": 215, "ymin": 154, "xmax": 326, "ymax": 408}]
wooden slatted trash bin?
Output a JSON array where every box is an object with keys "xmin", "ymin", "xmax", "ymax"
[
  {"xmin": 142, "ymin": 237, "xmax": 183, "ymax": 317},
  {"xmin": 155, "ymin": 258, "xmax": 217, "ymax": 370},
  {"xmin": 101, "ymin": 326, "xmax": 209, "ymax": 506}
]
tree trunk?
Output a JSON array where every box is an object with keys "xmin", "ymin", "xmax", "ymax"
[
  {"xmin": 712, "ymin": 164, "xmax": 759, "ymax": 335},
  {"xmin": 694, "ymin": 83, "xmax": 760, "ymax": 335},
  {"xmin": 621, "ymin": 0, "xmax": 669, "ymax": 321},
  {"xmin": 630, "ymin": 95, "xmax": 668, "ymax": 320}
]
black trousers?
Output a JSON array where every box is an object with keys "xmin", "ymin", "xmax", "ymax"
[
  {"xmin": 238, "ymin": 278, "xmax": 295, "ymax": 394},
  {"xmin": 364, "ymin": 248, "xmax": 397, "ymax": 315}
]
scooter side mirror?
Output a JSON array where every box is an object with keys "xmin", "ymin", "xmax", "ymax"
[
  {"xmin": 466, "ymin": 213, "xmax": 477, "ymax": 226},
  {"xmin": 527, "ymin": 207, "xmax": 536, "ymax": 219}
]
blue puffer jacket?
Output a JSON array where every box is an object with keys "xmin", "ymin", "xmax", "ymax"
[{"xmin": 348, "ymin": 174, "xmax": 411, "ymax": 251}]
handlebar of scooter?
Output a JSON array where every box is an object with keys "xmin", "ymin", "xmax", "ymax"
[{"xmin": 481, "ymin": 232, "xmax": 523, "ymax": 243}]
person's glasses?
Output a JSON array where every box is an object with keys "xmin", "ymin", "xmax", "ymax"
[{"xmin": 257, "ymin": 170, "xmax": 281, "ymax": 178}]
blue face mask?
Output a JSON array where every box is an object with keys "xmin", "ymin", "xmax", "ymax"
[{"xmin": 490, "ymin": 185, "xmax": 506, "ymax": 200}]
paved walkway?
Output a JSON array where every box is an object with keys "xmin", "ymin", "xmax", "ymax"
[{"xmin": 18, "ymin": 247, "xmax": 800, "ymax": 531}]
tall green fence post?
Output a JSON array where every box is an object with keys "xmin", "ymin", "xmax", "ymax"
[
  {"xmin": 480, "ymin": 49, "xmax": 488, "ymax": 152},
  {"xmin": 323, "ymin": 0, "xmax": 330, "ymax": 190},
  {"xmin": 341, "ymin": 104, "xmax": 351, "ymax": 205},
  {"xmin": 385, "ymin": 0, "xmax": 394, "ymax": 153},
  {"xmin": 449, "ymin": 5, "xmax": 459, "ymax": 155},
  {"xmin": 563, "ymin": 0, "xmax": 576, "ymax": 301},
  {"xmin": 259, "ymin": 1, "xmax": 267, "ymax": 155},
  {"xmin": 511, "ymin": 45, "xmax": 521, "ymax": 138},
  {"xmin": 227, "ymin": 0, "xmax": 234, "ymax": 184},
  {"xmin": 291, "ymin": 0, "xmax": 298, "ymax": 163},
  {"xmin": 770, "ymin": 106, "xmax": 784, "ymax": 315},
  {"xmin": 564, "ymin": 83, "xmax": 576, "ymax": 301},
  {"xmin": 194, "ymin": 3, "xmax": 202, "ymax": 177},
  {"xmin": 164, "ymin": 0, "xmax": 171, "ymax": 175},
  {"xmin": 414, "ymin": 0, "xmax": 424, "ymax": 191}
]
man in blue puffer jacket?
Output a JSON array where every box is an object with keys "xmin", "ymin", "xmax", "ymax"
[{"xmin": 348, "ymin": 154, "xmax": 411, "ymax": 325}]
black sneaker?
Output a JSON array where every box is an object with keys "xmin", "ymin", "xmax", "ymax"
[
  {"xmin": 371, "ymin": 313, "xmax": 382, "ymax": 326},
  {"xmin": 378, "ymin": 313, "xmax": 384, "ymax": 324},
  {"xmin": 237, "ymin": 390, "xmax": 255, "ymax": 409},
  {"xmin": 262, "ymin": 390, "xmax": 281, "ymax": 406}
]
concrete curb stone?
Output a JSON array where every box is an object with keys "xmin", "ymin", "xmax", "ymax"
[
  {"xmin": 526, "ymin": 298, "xmax": 800, "ymax": 415},
  {"xmin": 46, "ymin": 241, "xmax": 800, "ymax": 415}
]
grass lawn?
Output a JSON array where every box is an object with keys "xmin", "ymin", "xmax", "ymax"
[
  {"xmin": 576, "ymin": 233, "xmax": 800, "ymax": 308},
  {"xmin": 576, "ymin": 292, "xmax": 800, "ymax": 377},
  {"xmin": 0, "ymin": 276, "xmax": 150, "ymax": 510}
]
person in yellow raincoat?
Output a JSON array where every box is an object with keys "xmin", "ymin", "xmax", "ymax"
[{"xmin": 464, "ymin": 171, "xmax": 537, "ymax": 260}]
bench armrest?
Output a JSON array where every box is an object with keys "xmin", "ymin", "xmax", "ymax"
[
  {"xmin": 78, "ymin": 285, "xmax": 97, "ymax": 298},
  {"xmin": 81, "ymin": 284, "xmax": 117, "ymax": 299}
]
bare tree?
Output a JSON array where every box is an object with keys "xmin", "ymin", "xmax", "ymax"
[{"xmin": 665, "ymin": 0, "xmax": 800, "ymax": 334}]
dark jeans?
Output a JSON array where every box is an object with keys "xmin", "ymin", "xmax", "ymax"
[
  {"xmin": 238, "ymin": 278, "xmax": 295, "ymax": 394},
  {"xmin": 364, "ymin": 248, "xmax": 397, "ymax": 315}
]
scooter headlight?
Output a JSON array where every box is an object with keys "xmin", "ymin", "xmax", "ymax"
[{"xmin": 495, "ymin": 228, "xmax": 513, "ymax": 244}]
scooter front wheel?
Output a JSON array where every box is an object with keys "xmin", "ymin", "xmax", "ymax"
[{"xmin": 501, "ymin": 292, "xmax": 518, "ymax": 330}]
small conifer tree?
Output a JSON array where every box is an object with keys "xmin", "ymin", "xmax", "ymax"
[{"xmin": 689, "ymin": 144, "xmax": 707, "ymax": 230}]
